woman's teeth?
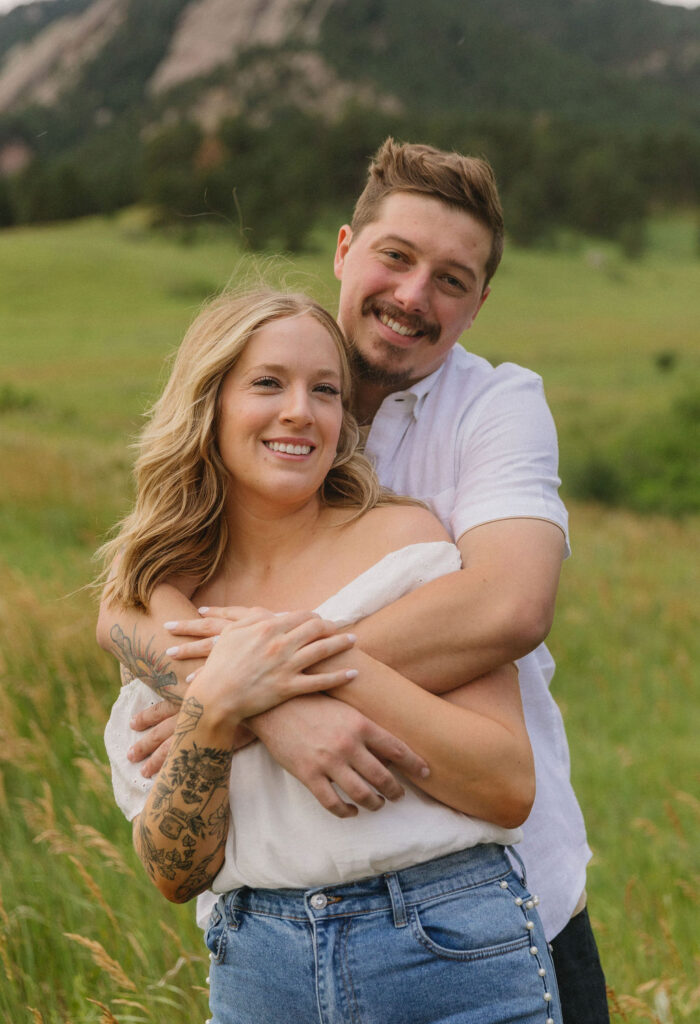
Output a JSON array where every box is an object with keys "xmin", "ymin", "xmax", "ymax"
[{"xmin": 265, "ymin": 441, "xmax": 312, "ymax": 455}]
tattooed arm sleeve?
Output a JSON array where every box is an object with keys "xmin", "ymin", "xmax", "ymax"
[
  {"xmin": 97, "ymin": 585, "xmax": 203, "ymax": 703},
  {"xmin": 133, "ymin": 695, "xmax": 233, "ymax": 902}
]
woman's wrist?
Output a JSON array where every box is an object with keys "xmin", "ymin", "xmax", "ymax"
[{"xmin": 179, "ymin": 680, "xmax": 244, "ymax": 746}]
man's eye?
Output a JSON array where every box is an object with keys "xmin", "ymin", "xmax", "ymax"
[
  {"xmin": 441, "ymin": 275, "xmax": 467, "ymax": 292},
  {"xmin": 383, "ymin": 249, "xmax": 405, "ymax": 262}
]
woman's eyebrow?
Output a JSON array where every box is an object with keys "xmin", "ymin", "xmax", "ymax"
[{"xmin": 247, "ymin": 363, "xmax": 341, "ymax": 379}]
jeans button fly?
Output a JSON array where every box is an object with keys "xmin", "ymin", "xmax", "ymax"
[{"xmin": 310, "ymin": 893, "xmax": 328, "ymax": 910}]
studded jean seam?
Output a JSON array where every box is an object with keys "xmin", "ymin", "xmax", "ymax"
[{"xmin": 504, "ymin": 878, "xmax": 559, "ymax": 1024}]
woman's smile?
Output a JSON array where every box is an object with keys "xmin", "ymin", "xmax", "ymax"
[
  {"xmin": 263, "ymin": 438, "xmax": 316, "ymax": 457},
  {"xmin": 217, "ymin": 314, "xmax": 344, "ymax": 508}
]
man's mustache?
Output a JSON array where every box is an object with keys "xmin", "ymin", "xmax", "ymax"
[{"xmin": 362, "ymin": 300, "xmax": 440, "ymax": 344}]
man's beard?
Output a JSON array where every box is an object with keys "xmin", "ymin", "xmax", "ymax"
[
  {"xmin": 348, "ymin": 301, "xmax": 439, "ymax": 390},
  {"xmin": 348, "ymin": 342, "xmax": 413, "ymax": 390}
]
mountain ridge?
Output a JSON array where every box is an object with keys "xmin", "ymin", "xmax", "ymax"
[
  {"xmin": 0, "ymin": 0, "xmax": 697, "ymax": 243},
  {"xmin": 0, "ymin": 0, "xmax": 698, "ymax": 129}
]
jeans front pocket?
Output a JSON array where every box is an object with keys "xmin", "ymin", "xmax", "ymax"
[
  {"xmin": 409, "ymin": 880, "xmax": 532, "ymax": 962},
  {"xmin": 204, "ymin": 902, "xmax": 228, "ymax": 965}
]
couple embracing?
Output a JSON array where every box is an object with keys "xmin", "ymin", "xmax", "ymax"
[{"xmin": 99, "ymin": 138, "xmax": 608, "ymax": 1024}]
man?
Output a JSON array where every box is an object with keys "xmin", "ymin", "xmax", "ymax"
[{"xmin": 98, "ymin": 138, "xmax": 608, "ymax": 1022}]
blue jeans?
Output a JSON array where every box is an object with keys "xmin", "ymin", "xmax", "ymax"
[{"xmin": 204, "ymin": 844, "xmax": 561, "ymax": 1024}]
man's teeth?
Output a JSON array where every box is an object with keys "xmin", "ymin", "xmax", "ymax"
[
  {"xmin": 265, "ymin": 441, "xmax": 312, "ymax": 455},
  {"xmin": 379, "ymin": 313, "xmax": 420, "ymax": 337}
]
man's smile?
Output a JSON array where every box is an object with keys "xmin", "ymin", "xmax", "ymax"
[
  {"xmin": 378, "ymin": 312, "xmax": 421, "ymax": 338},
  {"xmin": 364, "ymin": 299, "xmax": 441, "ymax": 346}
]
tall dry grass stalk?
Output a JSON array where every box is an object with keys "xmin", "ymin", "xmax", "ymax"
[
  {"xmin": 0, "ymin": 564, "xmax": 211, "ymax": 1021},
  {"xmin": 63, "ymin": 934, "xmax": 137, "ymax": 992},
  {"xmin": 85, "ymin": 997, "xmax": 122, "ymax": 1023}
]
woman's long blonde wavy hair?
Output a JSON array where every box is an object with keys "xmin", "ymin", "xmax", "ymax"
[{"xmin": 99, "ymin": 287, "xmax": 406, "ymax": 610}]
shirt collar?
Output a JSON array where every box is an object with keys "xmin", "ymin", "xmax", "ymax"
[{"xmin": 380, "ymin": 356, "xmax": 450, "ymax": 421}]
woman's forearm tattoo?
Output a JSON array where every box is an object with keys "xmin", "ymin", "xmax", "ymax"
[{"xmin": 137, "ymin": 696, "xmax": 233, "ymax": 899}]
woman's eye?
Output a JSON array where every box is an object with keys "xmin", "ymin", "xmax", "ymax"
[
  {"xmin": 314, "ymin": 384, "xmax": 340, "ymax": 396},
  {"xmin": 252, "ymin": 377, "xmax": 280, "ymax": 388}
]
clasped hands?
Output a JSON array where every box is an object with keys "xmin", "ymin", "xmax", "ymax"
[{"xmin": 127, "ymin": 606, "xmax": 429, "ymax": 819}]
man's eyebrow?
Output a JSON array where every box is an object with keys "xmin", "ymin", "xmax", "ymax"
[{"xmin": 376, "ymin": 234, "xmax": 479, "ymax": 284}]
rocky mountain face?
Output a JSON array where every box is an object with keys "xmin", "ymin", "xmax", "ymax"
[
  {"xmin": 0, "ymin": 0, "xmax": 697, "ymax": 240},
  {"xmin": 0, "ymin": 0, "xmax": 698, "ymax": 130},
  {"xmin": 0, "ymin": 0, "xmax": 389, "ymax": 127},
  {"xmin": 0, "ymin": 0, "xmax": 127, "ymax": 113}
]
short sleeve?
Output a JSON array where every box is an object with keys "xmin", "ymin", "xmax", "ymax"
[
  {"xmin": 104, "ymin": 680, "xmax": 159, "ymax": 821},
  {"xmin": 450, "ymin": 365, "xmax": 570, "ymax": 554}
]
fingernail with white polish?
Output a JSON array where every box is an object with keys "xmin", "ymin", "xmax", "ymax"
[
  {"xmin": 163, "ymin": 621, "xmax": 178, "ymax": 629},
  {"xmin": 345, "ymin": 669, "xmax": 358, "ymax": 680},
  {"xmin": 198, "ymin": 606, "xmax": 209, "ymax": 614},
  {"xmin": 420, "ymin": 767, "xmax": 431, "ymax": 778},
  {"xmin": 346, "ymin": 633, "xmax": 358, "ymax": 643},
  {"xmin": 185, "ymin": 673, "xmax": 195, "ymax": 683},
  {"xmin": 165, "ymin": 646, "xmax": 179, "ymax": 656}
]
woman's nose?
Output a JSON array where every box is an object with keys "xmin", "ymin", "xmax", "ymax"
[{"xmin": 280, "ymin": 386, "xmax": 313, "ymax": 424}]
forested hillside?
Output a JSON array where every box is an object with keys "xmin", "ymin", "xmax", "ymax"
[{"xmin": 0, "ymin": 0, "xmax": 698, "ymax": 250}]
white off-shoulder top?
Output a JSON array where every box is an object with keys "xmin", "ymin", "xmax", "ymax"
[{"xmin": 104, "ymin": 542, "xmax": 521, "ymax": 926}]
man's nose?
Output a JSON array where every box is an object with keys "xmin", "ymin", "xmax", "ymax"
[{"xmin": 392, "ymin": 267, "xmax": 431, "ymax": 313}]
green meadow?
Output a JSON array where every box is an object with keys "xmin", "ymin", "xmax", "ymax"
[{"xmin": 0, "ymin": 213, "xmax": 698, "ymax": 1023}]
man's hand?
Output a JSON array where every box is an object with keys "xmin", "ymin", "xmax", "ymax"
[
  {"xmin": 248, "ymin": 694, "xmax": 430, "ymax": 819},
  {"xmin": 127, "ymin": 700, "xmax": 179, "ymax": 777},
  {"xmin": 128, "ymin": 699, "xmax": 256, "ymax": 777}
]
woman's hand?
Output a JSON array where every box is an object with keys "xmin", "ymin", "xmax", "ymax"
[
  {"xmin": 161, "ymin": 606, "xmax": 256, "ymax": 661},
  {"xmin": 187, "ymin": 609, "xmax": 358, "ymax": 739}
]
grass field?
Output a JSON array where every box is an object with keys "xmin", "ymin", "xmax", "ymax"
[{"xmin": 0, "ymin": 213, "xmax": 698, "ymax": 1022}]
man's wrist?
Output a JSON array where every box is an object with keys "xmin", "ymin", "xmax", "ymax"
[{"xmin": 232, "ymin": 723, "xmax": 256, "ymax": 750}]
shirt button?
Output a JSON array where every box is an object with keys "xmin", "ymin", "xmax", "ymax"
[{"xmin": 310, "ymin": 893, "xmax": 328, "ymax": 910}]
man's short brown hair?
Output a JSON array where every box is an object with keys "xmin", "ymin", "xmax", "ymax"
[{"xmin": 351, "ymin": 137, "xmax": 505, "ymax": 287}]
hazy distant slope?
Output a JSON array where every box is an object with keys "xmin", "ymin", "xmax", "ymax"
[
  {"xmin": 318, "ymin": 0, "xmax": 700, "ymax": 128},
  {"xmin": 0, "ymin": 0, "xmax": 128, "ymax": 114},
  {"xmin": 0, "ymin": 0, "xmax": 93, "ymax": 65},
  {"xmin": 0, "ymin": 0, "xmax": 697, "ymax": 234},
  {"xmin": 0, "ymin": 0, "xmax": 698, "ymax": 134}
]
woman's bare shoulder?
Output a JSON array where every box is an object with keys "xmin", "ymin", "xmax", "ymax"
[{"xmin": 343, "ymin": 504, "xmax": 451, "ymax": 553}]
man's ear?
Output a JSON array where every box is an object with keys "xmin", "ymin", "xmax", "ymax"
[{"xmin": 333, "ymin": 225, "xmax": 352, "ymax": 281}]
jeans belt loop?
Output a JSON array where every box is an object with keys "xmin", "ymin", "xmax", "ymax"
[
  {"xmin": 384, "ymin": 872, "xmax": 408, "ymax": 929},
  {"xmin": 224, "ymin": 888, "xmax": 242, "ymax": 930},
  {"xmin": 507, "ymin": 845, "xmax": 528, "ymax": 887}
]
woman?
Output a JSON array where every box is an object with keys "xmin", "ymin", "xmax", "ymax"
[{"xmin": 102, "ymin": 288, "xmax": 560, "ymax": 1024}]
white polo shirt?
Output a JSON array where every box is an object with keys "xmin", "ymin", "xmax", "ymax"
[{"xmin": 365, "ymin": 343, "xmax": 591, "ymax": 941}]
